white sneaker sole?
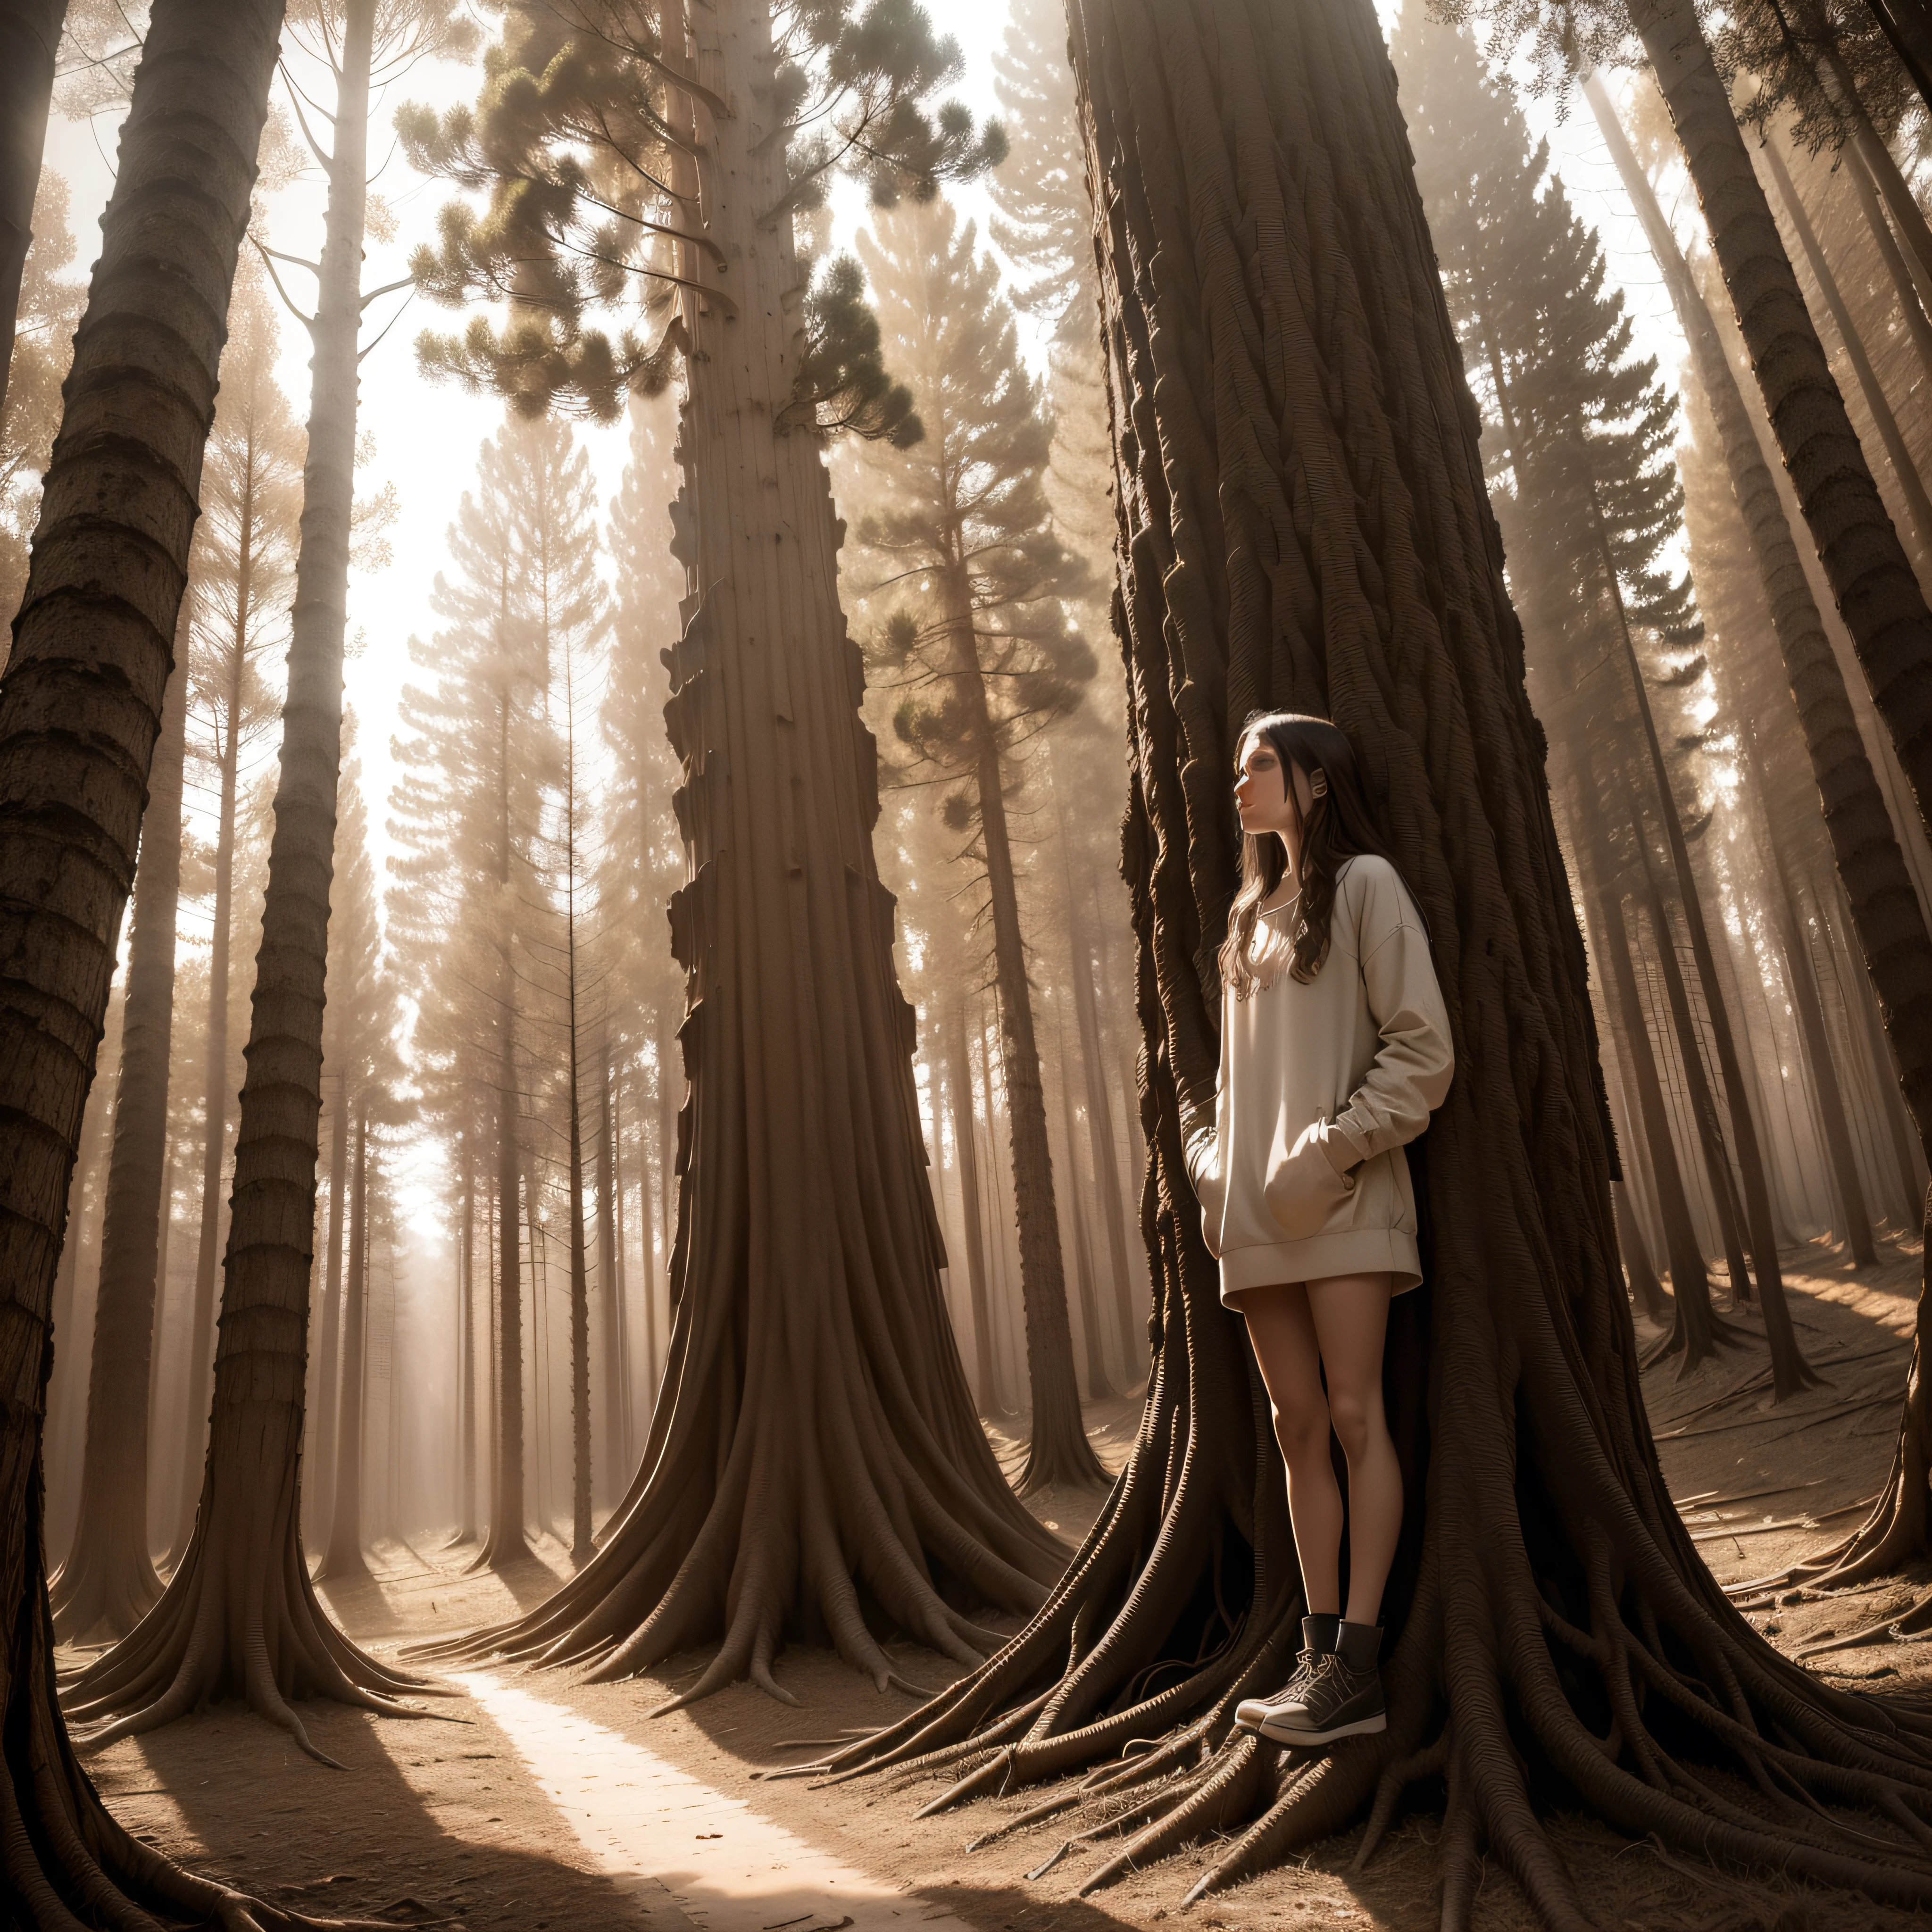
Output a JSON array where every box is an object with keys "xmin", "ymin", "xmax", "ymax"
[{"xmin": 1254, "ymin": 1709, "xmax": 1387, "ymax": 1746}]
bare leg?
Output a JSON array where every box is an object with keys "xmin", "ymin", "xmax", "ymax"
[
  {"xmin": 1241, "ymin": 1284, "xmax": 1342, "ymax": 1616},
  {"xmin": 1305, "ymin": 1273, "xmax": 1399, "ymax": 1625}
]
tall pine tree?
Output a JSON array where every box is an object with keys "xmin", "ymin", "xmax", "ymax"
[{"xmin": 840, "ymin": 195, "xmax": 1100, "ymax": 1489}]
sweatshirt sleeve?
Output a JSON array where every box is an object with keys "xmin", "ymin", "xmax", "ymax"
[
  {"xmin": 1183, "ymin": 992, "xmax": 1232, "ymax": 1257},
  {"xmin": 1325, "ymin": 861, "xmax": 1454, "ymax": 1170}
]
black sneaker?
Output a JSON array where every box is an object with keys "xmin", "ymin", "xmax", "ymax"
[
  {"xmin": 1254, "ymin": 1619, "xmax": 1385, "ymax": 1746},
  {"xmin": 1233, "ymin": 1614, "xmax": 1338, "ymax": 1735}
]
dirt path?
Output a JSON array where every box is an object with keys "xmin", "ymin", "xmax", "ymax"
[{"xmin": 71, "ymin": 1249, "xmax": 1932, "ymax": 1932}]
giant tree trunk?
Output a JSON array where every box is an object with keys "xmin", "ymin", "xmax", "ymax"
[
  {"xmin": 317, "ymin": 1106, "xmax": 369, "ymax": 1582},
  {"xmin": 0, "ymin": 3, "xmax": 346, "ymax": 1919},
  {"xmin": 49, "ymin": 624, "xmax": 188, "ymax": 1643},
  {"xmin": 822, "ymin": 0, "xmax": 1932, "ymax": 1911},
  {"xmin": 0, "ymin": 0, "xmax": 63, "ymax": 429},
  {"xmin": 62, "ymin": 0, "xmax": 429, "ymax": 1757},
  {"xmin": 418, "ymin": 0, "xmax": 1065, "ymax": 1704}
]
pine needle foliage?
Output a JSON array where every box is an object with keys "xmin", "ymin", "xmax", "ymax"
[
  {"xmin": 399, "ymin": 0, "xmax": 1001, "ymax": 426},
  {"xmin": 1399, "ymin": 12, "xmax": 1699, "ymax": 650}
]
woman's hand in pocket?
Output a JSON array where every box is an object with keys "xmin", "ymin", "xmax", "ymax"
[{"xmin": 1264, "ymin": 1122, "xmax": 1355, "ymax": 1240}]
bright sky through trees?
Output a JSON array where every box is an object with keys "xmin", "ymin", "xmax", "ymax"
[{"xmin": 33, "ymin": 0, "xmax": 1694, "ymax": 1241}]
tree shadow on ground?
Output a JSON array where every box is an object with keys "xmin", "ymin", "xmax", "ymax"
[{"xmin": 87, "ymin": 1692, "xmax": 655, "ymax": 1930}]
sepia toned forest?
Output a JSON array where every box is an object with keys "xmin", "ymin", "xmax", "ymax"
[{"xmin": 8, "ymin": 0, "xmax": 1932, "ymax": 1927}]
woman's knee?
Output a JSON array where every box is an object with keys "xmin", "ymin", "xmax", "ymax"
[
  {"xmin": 1325, "ymin": 1387, "xmax": 1386, "ymax": 1465},
  {"xmin": 1271, "ymin": 1398, "xmax": 1331, "ymax": 1464}
]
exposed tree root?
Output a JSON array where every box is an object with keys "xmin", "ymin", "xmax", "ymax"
[{"xmin": 60, "ymin": 1461, "xmax": 443, "ymax": 1768}]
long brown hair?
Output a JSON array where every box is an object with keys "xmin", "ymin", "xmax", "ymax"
[{"xmin": 1217, "ymin": 712, "xmax": 1414, "ymax": 998}]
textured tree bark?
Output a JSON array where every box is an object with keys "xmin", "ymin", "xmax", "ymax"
[
  {"xmin": 0, "ymin": 0, "xmax": 64, "ymax": 429},
  {"xmin": 1758, "ymin": 133, "xmax": 1932, "ymax": 564},
  {"xmin": 318, "ymin": 1107, "xmax": 370, "ymax": 1582},
  {"xmin": 50, "ymin": 625, "xmax": 187, "ymax": 1642},
  {"xmin": 820, "ymin": 0, "xmax": 1932, "ymax": 1908},
  {"xmin": 1636, "ymin": 0, "xmax": 1932, "ymax": 843},
  {"xmin": 62, "ymin": 0, "xmax": 434, "ymax": 1758},
  {"xmin": 0, "ymin": 1, "xmax": 363, "ymax": 1917},
  {"xmin": 417, "ymin": 0, "xmax": 1065, "ymax": 1703}
]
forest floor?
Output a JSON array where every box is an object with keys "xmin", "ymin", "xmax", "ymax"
[{"xmin": 68, "ymin": 1237, "xmax": 1932, "ymax": 1932}]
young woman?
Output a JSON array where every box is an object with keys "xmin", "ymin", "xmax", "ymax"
[{"xmin": 1185, "ymin": 711, "xmax": 1453, "ymax": 1747}]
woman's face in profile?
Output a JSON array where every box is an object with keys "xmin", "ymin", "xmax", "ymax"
[{"xmin": 1235, "ymin": 736, "xmax": 1296, "ymax": 840}]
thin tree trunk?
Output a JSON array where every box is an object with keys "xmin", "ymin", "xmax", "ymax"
[
  {"xmin": 313, "ymin": 1068, "xmax": 350, "ymax": 1534},
  {"xmin": 1613, "ymin": 1178, "xmax": 1670, "ymax": 1321},
  {"xmin": 1587, "ymin": 794, "xmax": 1724, "ymax": 1356},
  {"xmin": 1757, "ymin": 132, "xmax": 1932, "ymax": 564},
  {"xmin": 0, "ymin": 0, "xmax": 64, "ymax": 428},
  {"xmin": 64, "ymin": 0, "xmax": 429, "ymax": 1757},
  {"xmin": 596, "ymin": 1025, "xmax": 622, "ymax": 1506},
  {"xmin": 50, "ymin": 622, "xmax": 187, "ymax": 1642},
  {"xmin": 0, "ymin": 4, "xmax": 308, "ymax": 1915},
  {"xmin": 174, "ymin": 476, "xmax": 250, "ymax": 1564},
  {"xmin": 567, "ymin": 899, "xmax": 592, "ymax": 1563},
  {"xmin": 947, "ymin": 996, "xmax": 999, "ymax": 1408},
  {"xmin": 455, "ymin": 1156, "xmax": 477, "ymax": 1542},
  {"xmin": 1063, "ymin": 798, "xmax": 1143, "ymax": 1375},
  {"xmin": 1589, "ymin": 479, "xmax": 1816, "ymax": 1392},
  {"xmin": 477, "ymin": 994, "xmax": 527, "ymax": 1567},
  {"xmin": 319, "ymin": 1106, "xmax": 369, "ymax": 1581},
  {"xmin": 1842, "ymin": 138, "xmax": 1932, "ymax": 398},
  {"xmin": 1056, "ymin": 1014, "xmax": 1112, "ymax": 1398},
  {"xmin": 1637, "ymin": 0, "xmax": 1932, "ymax": 852},
  {"xmin": 948, "ymin": 564, "xmax": 1101, "ymax": 1489},
  {"xmin": 1742, "ymin": 724, "xmax": 1878, "ymax": 1263},
  {"xmin": 1584, "ymin": 65, "xmax": 1932, "ymax": 1190}
]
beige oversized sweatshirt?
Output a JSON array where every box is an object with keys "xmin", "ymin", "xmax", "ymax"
[{"xmin": 1185, "ymin": 855, "xmax": 1453, "ymax": 1302}]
